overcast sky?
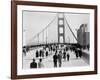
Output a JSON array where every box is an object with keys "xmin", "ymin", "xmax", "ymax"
[{"xmin": 23, "ymin": 11, "xmax": 90, "ymax": 46}]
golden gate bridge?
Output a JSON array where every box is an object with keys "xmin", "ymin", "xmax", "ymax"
[
  {"xmin": 24, "ymin": 13, "xmax": 78, "ymax": 48},
  {"xmin": 22, "ymin": 13, "xmax": 90, "ymax": 69}
]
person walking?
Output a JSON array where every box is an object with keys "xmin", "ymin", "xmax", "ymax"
[
  {"xmin": 58, "ymin": 51, "xmax": 62, "ymax": 67},
  {"xmin": 23, "ymin": 48, "xmax": 26, "ymax": 56},
  {"xmin": 40, "ymin": 50, "xmax": 42, "ymax": 57},
  {"xmin": 79, "ymin": 50, "xmax": 82, "ymax": 58},
  {"xmin": 38, "ymin": 58, "xmax": 44, "ymax": 68},
  {"xmin": 41, "ymin": 50, "xmax": 44, "ymax": 58},
  {"xmin": 63, "ymin": 49, "xmax": 66, "ymax": 61},
  {"xmin": 53, "ymin": 52, "xmax": 58, "ymax": 67},
  {"xmin": 67, "ymin": 53, "xmax": 70, "ymax": 61},
  {"xmin": 75, "ymin": 50, "xmax": 78, "ymax": 59},
  {"xmin": 30, "ymin": 59, "xmax": 37, "ymax": 68},
  {"xmin": 46, "ymin": 51, "xmax": 48, "ymax": 57},
  {"xmin": 36, "ymin": 50, "xmax": 39, "ymax": 58}
]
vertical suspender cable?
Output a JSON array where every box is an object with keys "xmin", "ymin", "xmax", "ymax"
[{"xmin": 27, "ymin": 14, "xmax": 57, "ymax": 45}]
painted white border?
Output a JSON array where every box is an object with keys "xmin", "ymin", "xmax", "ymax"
[{"xmin": 17, "ymin": 5, "xmax": 94, "ymax": 75}]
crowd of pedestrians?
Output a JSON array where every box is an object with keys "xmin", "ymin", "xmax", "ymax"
[{"xmin": 29, "ymin": 44, "xmax": 84, "ymax": 69}]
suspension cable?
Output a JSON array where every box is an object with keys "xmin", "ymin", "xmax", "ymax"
[
  {"xmin": 64, "ymin": 14, "xmax": 78, "ymax": 42},
  {"xmin": 27, "ymin": 14, "xmax": 57, "ymax": 45}
]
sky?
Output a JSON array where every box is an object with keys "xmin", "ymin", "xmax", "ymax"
[{"xmin": 23, "ymin": 11, "xmax": 90, "ymax": 46}]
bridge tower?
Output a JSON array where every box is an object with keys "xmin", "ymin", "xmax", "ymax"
[{"xmin": 58, "ymin": 13, "xmax": 65, "ymax": 43}]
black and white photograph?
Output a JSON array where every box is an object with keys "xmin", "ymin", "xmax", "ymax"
[
  {"xmin": 11, "ymin": 1, "xmax": 97, "ymax": 79},
  {"xmin": 22, "ymin": 11, "xmax": 90, "ymax": 69},
  {"xmin": 10, "ymin": 0, "xmax": 98, "ymax": 79}
]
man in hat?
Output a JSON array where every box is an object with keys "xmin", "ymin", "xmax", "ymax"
[{"xmin": 30, "ymin": 58, "xmax": 37, "ymax": 68}]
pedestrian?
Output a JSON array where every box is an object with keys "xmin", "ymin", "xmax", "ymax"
[
  {"xmin": 23, "ymin": 48, "xmax": 26, "ymax": 56},
  {"xmin": 36, "ymin": 50, "xmax": 39, "ymax": 58},
  {"xmin": 75, "ymin": 50, "xmax": 78, "ymax": 59},
  {"xmin": 46, "ymin": 51, "xmax": 48, "ymax": 57},
  {"xmin": 26, "ymin": 46, "xmax": 29, "ymax": 52},
  {"xmin": 79, "ymin": 50, "xmax": 82, "ymax": 58},
  {"xmin": 53, "ymin": 52, "xmax": 58, "ymax": 67},
  {"xmin": 38, "ymin": 58, "xmax": 44, "ymax": 68},
  {"xmin": 67, "ymin": 53, "xmax": 70, "ymax": 61},
  {"xmin": 30, "ymin": 59, "xmax": 37, "ymax": 68},
  {"xmin": 58, "ymin": 51, "xmax": 62, "ymax": 67},
  {"xmin": 40, "ymin": 50, "xmax": 42, "ymax": 57},
  {"xmin": 63, "ymin": 49, "xmax": 66, "ymax": 61},
  {"xmin": 41, "ymin": 50, "xmax": 44, "ymax": 57}
]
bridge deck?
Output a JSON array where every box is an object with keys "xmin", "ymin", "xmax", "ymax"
[{"xmin": 23, "ymin": 46, "xmax": 89, "ymax": 69}]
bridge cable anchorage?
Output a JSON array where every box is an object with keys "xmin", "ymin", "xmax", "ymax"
[
  {"xmin": 27, "ymin": 14, "xmax": 57, "ymax": 46},
  {"xmin": 64, "ymin": 14, "xmax": 78, "ymax": 42}
]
